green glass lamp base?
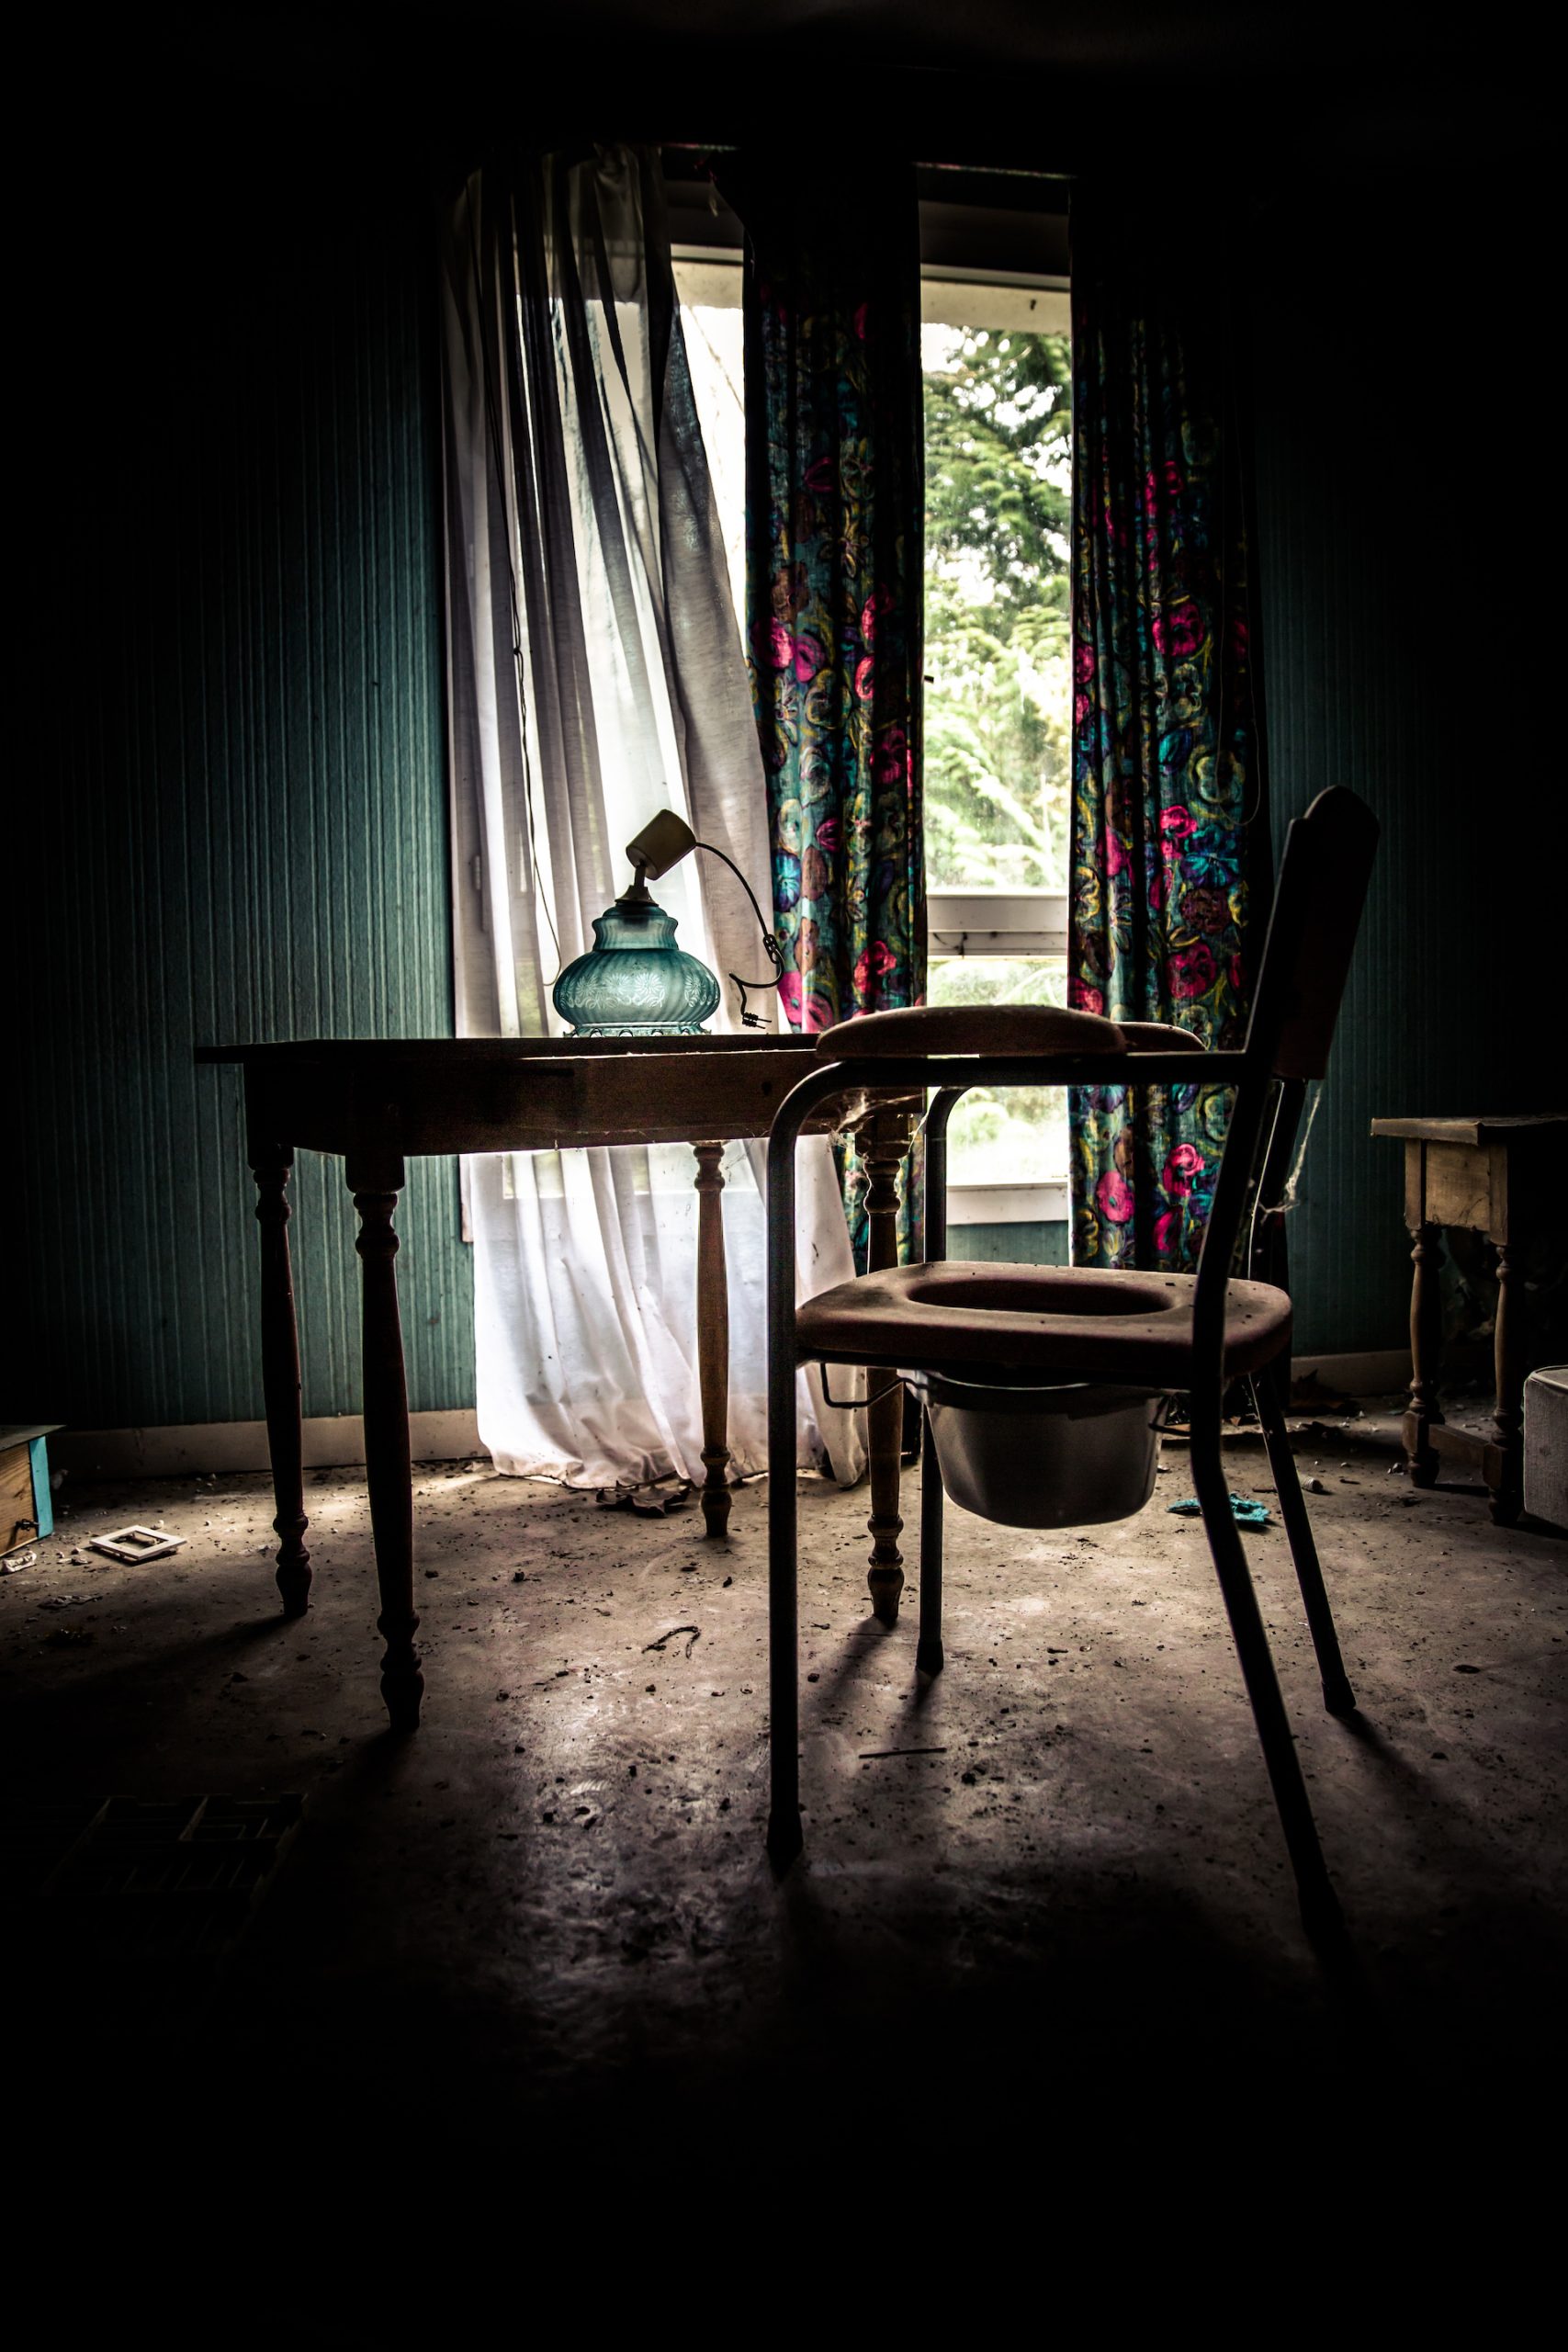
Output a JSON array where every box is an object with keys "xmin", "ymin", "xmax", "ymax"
[
  {"xmin": 551, "ymin": 885, "xmax": 721, "ymax": 1038},
  {"xmin": 565, "ymin": 1019, "xmax": 712, "ymax": 1038}
]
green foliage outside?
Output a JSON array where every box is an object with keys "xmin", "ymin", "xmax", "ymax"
[{"xmin": 922, "ymin": 324, "xmax": 1073, "ymax": 891}]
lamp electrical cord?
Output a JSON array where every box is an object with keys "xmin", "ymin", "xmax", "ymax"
[{"xmin": 691, "ymin": 839, "xmax": 786, "ymax": 1026}]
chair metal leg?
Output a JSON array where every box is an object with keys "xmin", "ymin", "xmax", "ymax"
[
  {"xmin": 916, "ymin": 1407, "xmax": 944, "ymax": 1677},
  {"xmin": 912, "ymin": 1085, "xmax": 959, "ymax": 1680},
  {"xmin": 1249, "ymin": 1373, "xmax": 1357, "ymax": 1717},
  {"xmin": 766, "ymin": 1378, "xmax": 803, "ymax": 1867},
  {"xmin": 1189, "ymin": 1401, "xmax": 1340, "ymax": 1935}
]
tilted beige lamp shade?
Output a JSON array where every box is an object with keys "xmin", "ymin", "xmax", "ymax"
[{"xmin": 624, "ymin": 809, "xmax": 699, "ymax": 880}]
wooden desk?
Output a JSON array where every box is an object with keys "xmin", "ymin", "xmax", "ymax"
[
  {"xmin": 1371, "ymin": 1114, "xmax": 1568, "ymax": 1523},
  {"xmin": 197, "ymin": 1036, "xmax": 915, "ymax": 1727}
]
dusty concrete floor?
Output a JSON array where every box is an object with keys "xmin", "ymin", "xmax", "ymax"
[{"xmin": 4, "ymin": 1425, "xmax": 1564, "ymax": 2242}]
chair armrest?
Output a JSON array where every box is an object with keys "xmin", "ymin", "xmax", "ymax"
[
  {"xmin": 1118, "ymin": 1022, "xmax": 1206, "ymax": 1054},
  {"xmin": 812, "ymin": 1004, "xmax": 1230, "ymax": 1081}
]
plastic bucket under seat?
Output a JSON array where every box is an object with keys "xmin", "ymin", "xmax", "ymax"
[{"xmin": 899, "ymin": 1366, "xmax": 1170, "ymax": 1530}]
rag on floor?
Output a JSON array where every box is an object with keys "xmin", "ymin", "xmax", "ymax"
[{"xmin": 1167, "ymin": 1493, "xmax": 1273, "ymax": 1527}]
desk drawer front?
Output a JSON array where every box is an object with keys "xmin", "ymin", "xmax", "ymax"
[{"xmin": 1419, "ymin": 1143, "xmax": 1494, "ymax": 1234}]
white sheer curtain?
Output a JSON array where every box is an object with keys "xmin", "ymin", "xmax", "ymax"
[{"xmin": 439, "ymin": 145, "xmax": 864, "ymax": 1489}]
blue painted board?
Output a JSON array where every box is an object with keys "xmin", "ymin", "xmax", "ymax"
[{"xmin": 30, "ymin": 1439, "xmax": 52, "ymax": 1544}]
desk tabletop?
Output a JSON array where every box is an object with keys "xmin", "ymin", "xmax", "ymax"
[
  {"xmin": 1371, "ymin": 1114, "xmax": 1568, "ymax": 1148},
  {"xmin": 196, "ymin": 1033, "xmax": 821, "ymax": 1065}
]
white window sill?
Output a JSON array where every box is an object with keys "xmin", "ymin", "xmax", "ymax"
[
  {"xmin": 948, "ymin": 1180, "xmax": 1068, "ymax": 1226},
  {"xmin": 928, "ymin": 890, "xmax": 1067, "ymax": 959}
]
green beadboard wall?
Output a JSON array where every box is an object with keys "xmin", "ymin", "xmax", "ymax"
[
  {"xmin": 14, "ymin": 162, "xmax": 472, "ymax": 1430},
  {"xmin": 1247, "ymin": 178, "xmax": 1551, "ymax": 1356}
]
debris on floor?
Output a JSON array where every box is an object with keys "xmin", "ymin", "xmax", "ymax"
[
  {"xmin": 1166, "ymin": 1492, "xmax": 1274, "ymax": 1526},
  {"xmin": 597, "ymin": 1477, "xmax": 694, "ymax": 1517},
  {"xmin": 643, "ymin": 1623, "xmax": 701, "ymax": 1657},
  {"xmin": 1289, "ymin": 1371, "xmax": 1364, "ymax": 1419},
  {"xmin": 90, "ymin": 1524, "xmax": 186, "ymax": 1564}
]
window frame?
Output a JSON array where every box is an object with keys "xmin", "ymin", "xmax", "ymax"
[{"xmin": 928, "ymin": 888, "xmax": 1066, "ymax": 960}]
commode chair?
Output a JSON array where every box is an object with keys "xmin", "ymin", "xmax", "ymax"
[{"xmin": 763, "ymin": 787, "xmax": 1380, "ymax": 1933}]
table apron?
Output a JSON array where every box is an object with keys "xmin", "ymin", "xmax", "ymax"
[{"xmin": 246, "ymin": 1063, "xmax": 912, "ymax": 1161}]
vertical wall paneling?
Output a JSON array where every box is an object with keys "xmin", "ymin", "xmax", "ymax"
[
  {"xmin": 14, "ymin": 171, "xmax": 473, "ymax": 1430},
  {"xmin": 1249, "ymin": 179, "xmax": 1545, "ymax": 1355}
]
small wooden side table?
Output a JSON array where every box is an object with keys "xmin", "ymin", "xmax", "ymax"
[{"xmin": 1371, "ymin": 1114, "xmax": 1568, "ymax": 1523}]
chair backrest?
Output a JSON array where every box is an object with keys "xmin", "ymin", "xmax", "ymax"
[{"xmin": 1247, "ymin": 787, "xmax": 1380, "ymax": 1081}]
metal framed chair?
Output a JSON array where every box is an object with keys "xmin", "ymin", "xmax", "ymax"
[{"xmin": 763, "ymin": 786, "xmax": 1380, "ymax": 1934}]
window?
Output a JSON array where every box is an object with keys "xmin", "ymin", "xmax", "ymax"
[{"xmin": 673, "ymin": 176, "xmax": 1073, "ymax": 1245}]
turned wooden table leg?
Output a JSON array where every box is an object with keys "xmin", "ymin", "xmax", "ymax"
[
  {"xmin": 350, "ymin": 1158, "xmax": 423, "ymax": 1731},
  {"xmin": 694, "ymin": 1142, "xmax": 732, "ymax": 1540},
  {"xmin": 862, "ymin": 1119, "xmax": 907, "ymax": 1624},
  {"xmin": 1405, "ymin": 1218, "xmax": 1446, "ymax": 1487},
  {"xmin": 252, "ymin": 1145, "xmax": 311, "ymax": 1617},
  {"xmin": 1490, "ymin": 1242, "xmax": 1525, "ymax": 1524}
]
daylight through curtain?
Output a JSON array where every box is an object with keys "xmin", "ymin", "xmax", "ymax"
[
  {"xmin": 1067, "ymin": 195, "xmax": 1265, "ymax": 1271},
  {"xmin": 440, "ymin": 146, "xmax": 865, "ymax": 1487}
]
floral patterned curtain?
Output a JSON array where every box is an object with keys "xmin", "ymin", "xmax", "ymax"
[
  {"xmin": 1068, "ymin": 194, "xmax": 1267, "ymax": 1271},
  {"xmin": 736, "ymin": 160, "xmax": 924, "ymax": 1033},
  {"xmin": 729, "ymin": 155, "xmax": 926, "ymax": 1261}
]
